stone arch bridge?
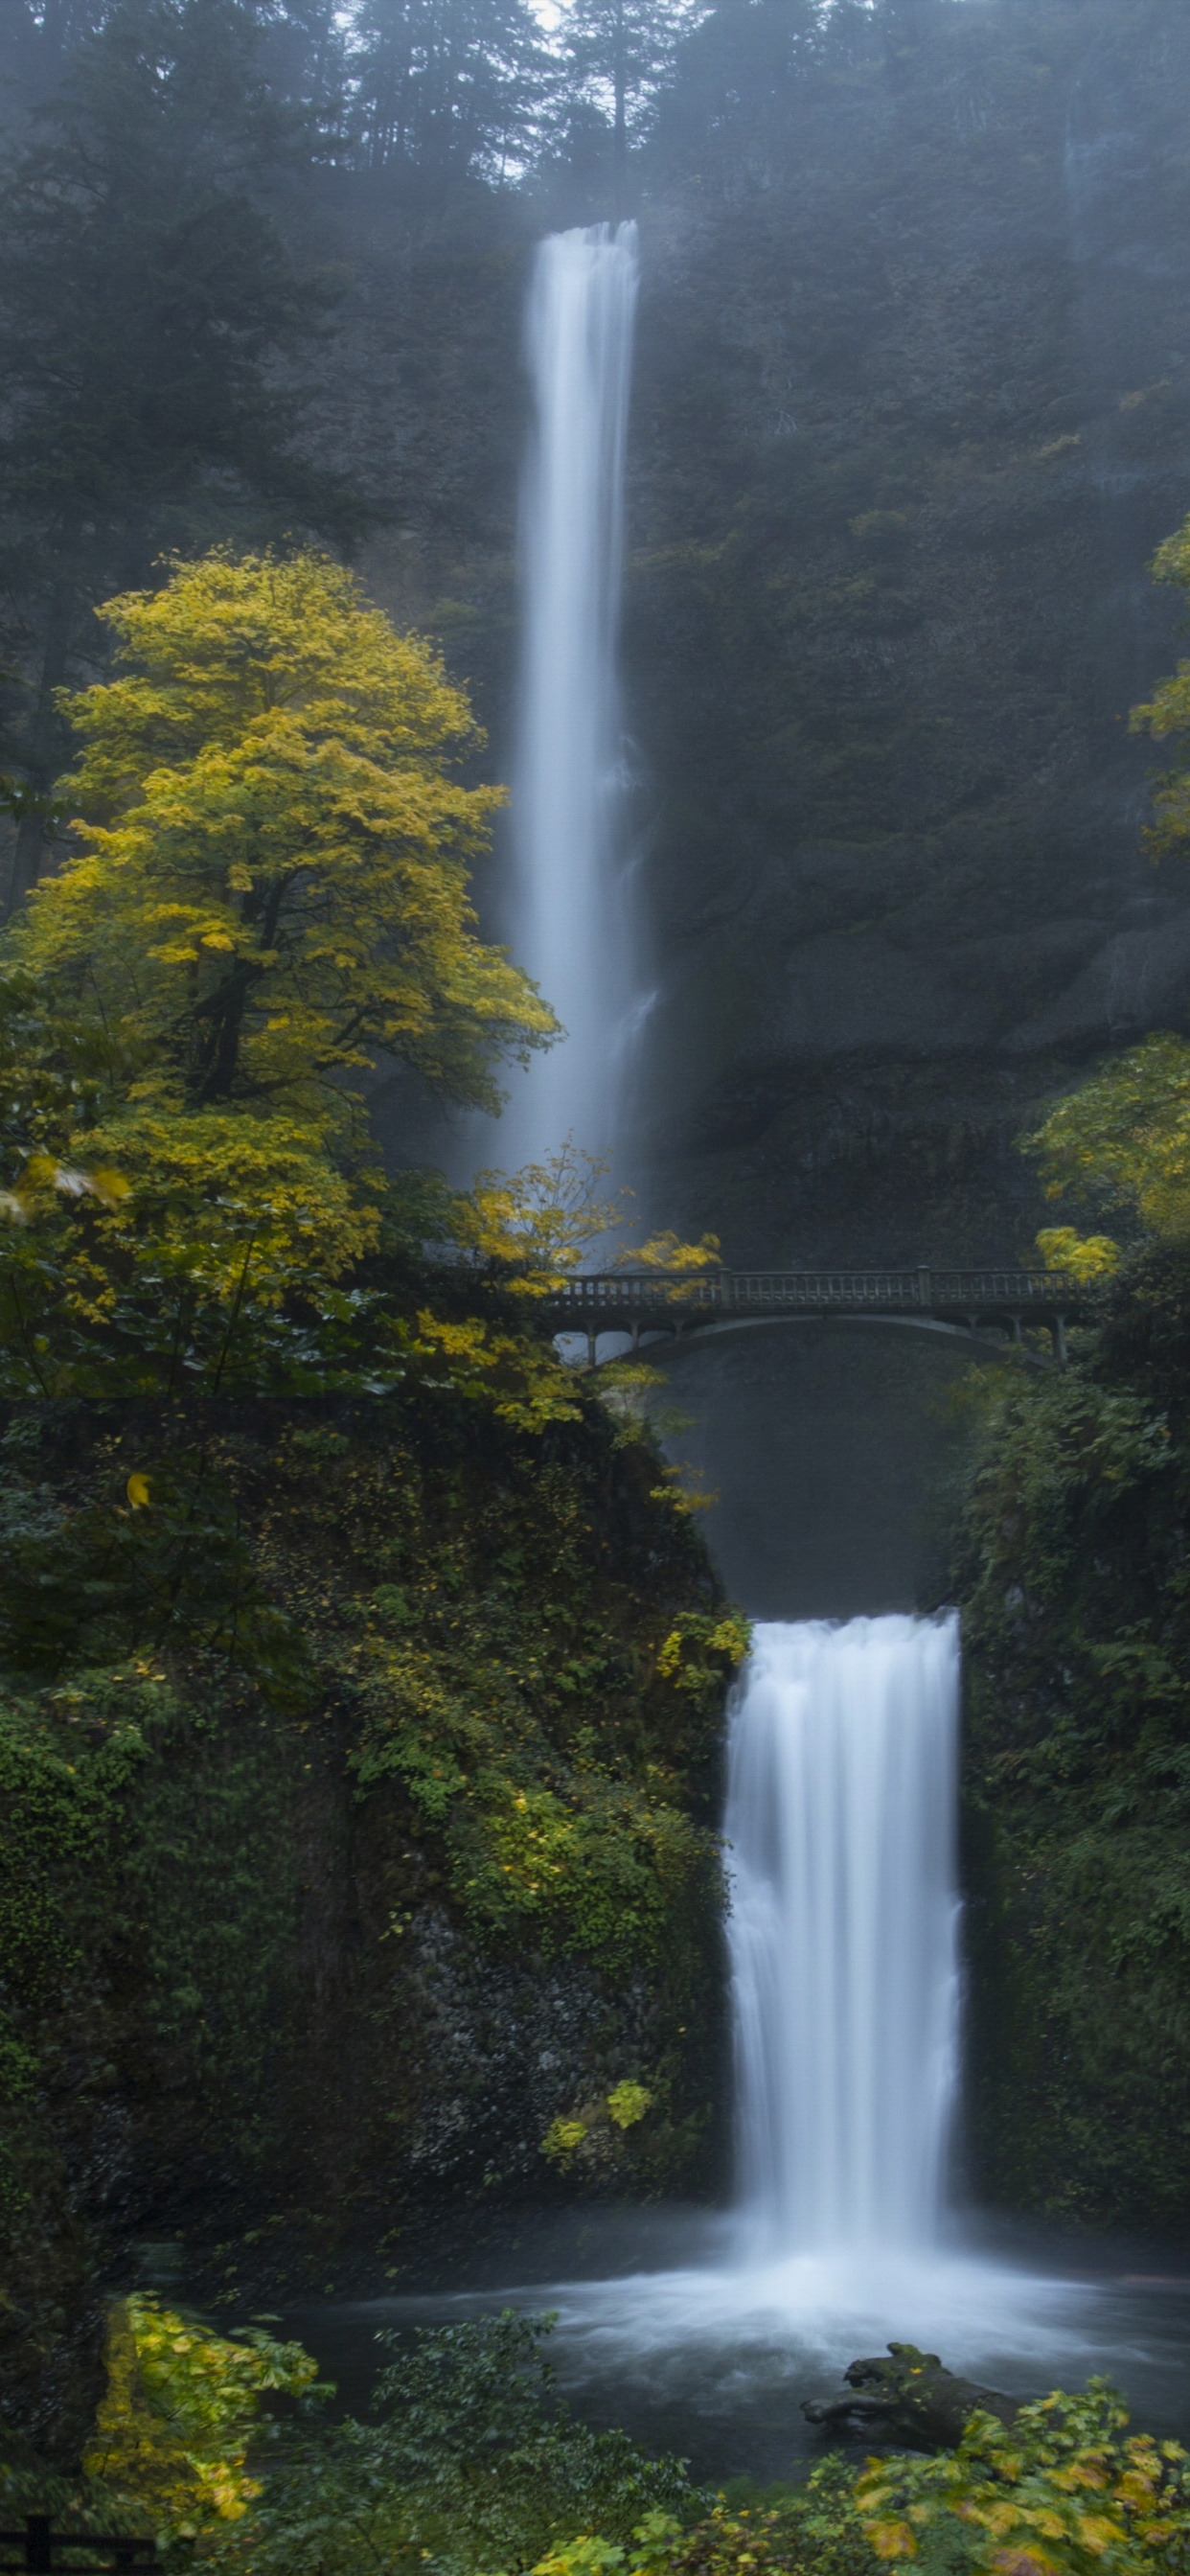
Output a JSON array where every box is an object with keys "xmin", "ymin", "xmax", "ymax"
[{"xmin": 538, "ymin": 1266, "xmax": 1089, "ymax": 1368}]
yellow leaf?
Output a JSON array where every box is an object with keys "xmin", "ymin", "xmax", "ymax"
[
  {"xmin": 864, "ymin": 2520, "xmax": 918, "ymax": 2560},
  {"xmin": 989, "ymin": 2552, "xmax": 1059, "ymax": 2576},
  {"xmin": 126, "ymin": 1473, "xmax": 152, "ymax": 1509},
  {"xmin": 1077, "ymin": 2516, "xmax": 1124, "ymax": 2554}
]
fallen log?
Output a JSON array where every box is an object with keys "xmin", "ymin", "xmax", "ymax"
[{"xmin": 802, "ymin": 2341, "xmax": 1021, "ymax": 2450}]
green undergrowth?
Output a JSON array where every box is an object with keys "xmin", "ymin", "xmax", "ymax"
[{"xmin": 1, "ymin": 2301, "xmax": 709, "ymax": 2574}]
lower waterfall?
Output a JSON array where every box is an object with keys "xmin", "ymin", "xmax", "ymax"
[
  {"xmin": 726, "ymin": 1615, "xmax": 961, "ymax": 2257},
  {"xmin": 511, "ymin": 1603, "xmax": 1098, "ymax": 2426},
  {"xmin": 323, "ymin": 1608, "xmax": 1114, "ymax": 2452}
]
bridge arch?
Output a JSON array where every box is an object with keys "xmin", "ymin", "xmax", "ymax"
[{"xmin": 567, "ymin": 1311, "xmax": 1058, "ymax": 1371}]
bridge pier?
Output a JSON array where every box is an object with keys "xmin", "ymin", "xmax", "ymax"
[{"xmin": 1052, "ymin": 1314, "xmax": 1068, "ymax": 1367}]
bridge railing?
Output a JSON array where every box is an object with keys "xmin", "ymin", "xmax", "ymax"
[{"xmin": 541, "ymin": 1268, "xmax": 1083, "ymax": 1318}]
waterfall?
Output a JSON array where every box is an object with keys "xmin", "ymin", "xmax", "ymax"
[
  {"xmin": 726, "ymin": 1614, "xmax": 961, "ymax": 2257},
  {"xmin": 503, "ymin": 222, "xmax": 640, "ymax": 1170}
]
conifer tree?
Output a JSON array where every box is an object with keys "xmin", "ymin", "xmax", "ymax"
[
  {"xmin": 0, "ymin": 0, "xmax": 365, "ymax": 911},
  {"xmin": 557, "ymin": 0, "xmax": 696, "ymax": 187},
  {"xmin": 348, "ymin": 0, "xmax": 543, "ymax": 183}
]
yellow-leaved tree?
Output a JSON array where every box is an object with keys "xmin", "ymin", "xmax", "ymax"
[
  {"xmin": 450, "ymin": 1144, "xmax": 721, "ymax": 1297},
  {"xmin": 83, "ymin": 2295, "xmax": 320, "ymax": 2541},
  {"xmin": 0, "ymin": 548, "xmax": 557, "ymax": 1389}
]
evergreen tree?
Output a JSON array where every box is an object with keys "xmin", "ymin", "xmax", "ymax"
[
  {"xmin": 0, "ymin": 0, "xmax": 366, "ymax": 911},
  {"xmin": 348, "ymin": 0, "xmax": 544, "ymax": 183},
  {"xmin": 256, "ymin": 0, "xmax": 349, "ymax": 148},
  {"xmin": 0, "ymin": 0, "xmax": 103, "ymax": 107},
  {"xmin": 557, "ymin": 0, "xmax": 698, "ymax": 188}
]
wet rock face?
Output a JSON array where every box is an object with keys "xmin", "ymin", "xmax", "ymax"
[
  {"xmin": 400, "ymin": 1909, "xmax": 652, "ymax": 2192},
  {"xmin": 620, "ymin": 0, "xmax": 1190, "ymax": 1263}
]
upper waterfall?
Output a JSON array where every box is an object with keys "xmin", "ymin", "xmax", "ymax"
[
  {"xmin": 726, "ymin": 1614, "xmax": 961, "ymax": 2257},
  {"xmin": 502, "ymin": 222, "xmax": 640, "ymax": 1171}
]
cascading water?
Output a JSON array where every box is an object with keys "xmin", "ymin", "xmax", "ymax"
[
  {"xmin": 726, "ymin": 1614, "xmax": 961, "ymax": 2258},
  {"xmin": 502, "ymin": 222, "xmax": 640, "ymax": 1169},
  {"xmin": 487, "ymin": 1605, "xmax": 1092, "ymax": 2410}
]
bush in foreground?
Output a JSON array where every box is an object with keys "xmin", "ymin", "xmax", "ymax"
[{"xmin": 9, "ymin": 2302, "xmax": 1190, "ymax": 2576}]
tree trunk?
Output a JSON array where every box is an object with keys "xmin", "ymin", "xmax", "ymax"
[
  {"xmin": 612, "ymin": 0, "xmax": 627, "ymax": 211},
  {"xmin": 4, "ymin": 554, "xmax": 79, "ymax": 920},
  {"xmin": 802, "ymin": 2343, "xmax": 1021, "ymax": 2451}
]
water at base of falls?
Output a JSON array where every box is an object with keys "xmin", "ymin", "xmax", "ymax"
[{"xmin": 727, "ymin": 1615, "xmax": 961, "ymax": 2257}]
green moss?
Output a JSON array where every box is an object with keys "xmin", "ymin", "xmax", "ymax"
[{"xmin": 606, "ymin": 2082, "xmax": 652, "ymax": 2130}]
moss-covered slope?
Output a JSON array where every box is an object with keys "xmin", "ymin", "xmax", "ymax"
[
  {"xmin": 0, "ymin": 1392, "xmax": 740, "ymax": 2456},
  {"xmin": 952, "ymin": 1253, "xmax": 1190, "ymax": 2231}
]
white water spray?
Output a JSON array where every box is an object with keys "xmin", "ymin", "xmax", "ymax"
[
  {"xmin": 504, "ymin": 222, "xmax": 640, "ymax": 1169},
  {"xmin": 726, "ymin": 1615, "xmax": 962, "ymax": 2256}
]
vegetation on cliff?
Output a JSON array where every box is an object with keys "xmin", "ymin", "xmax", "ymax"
[
  {"xmin": 1020, "ymin": 505, "xmax": 1190, "ymax": 1269},
  {"xmin": 0, "ymin": 548, "xmax": 743, "ymax": 2469},
  {"xmin": 953, "ymin": 1287, "xmax": 1190, "ymax": 2220},
  {"xmin": 0, "ymin": 1351, "xmax": 741, "ymax": 2449},
  {"xmin": 953, "ymin": 504, "xmax": 1190, "ymax": 2227}
]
